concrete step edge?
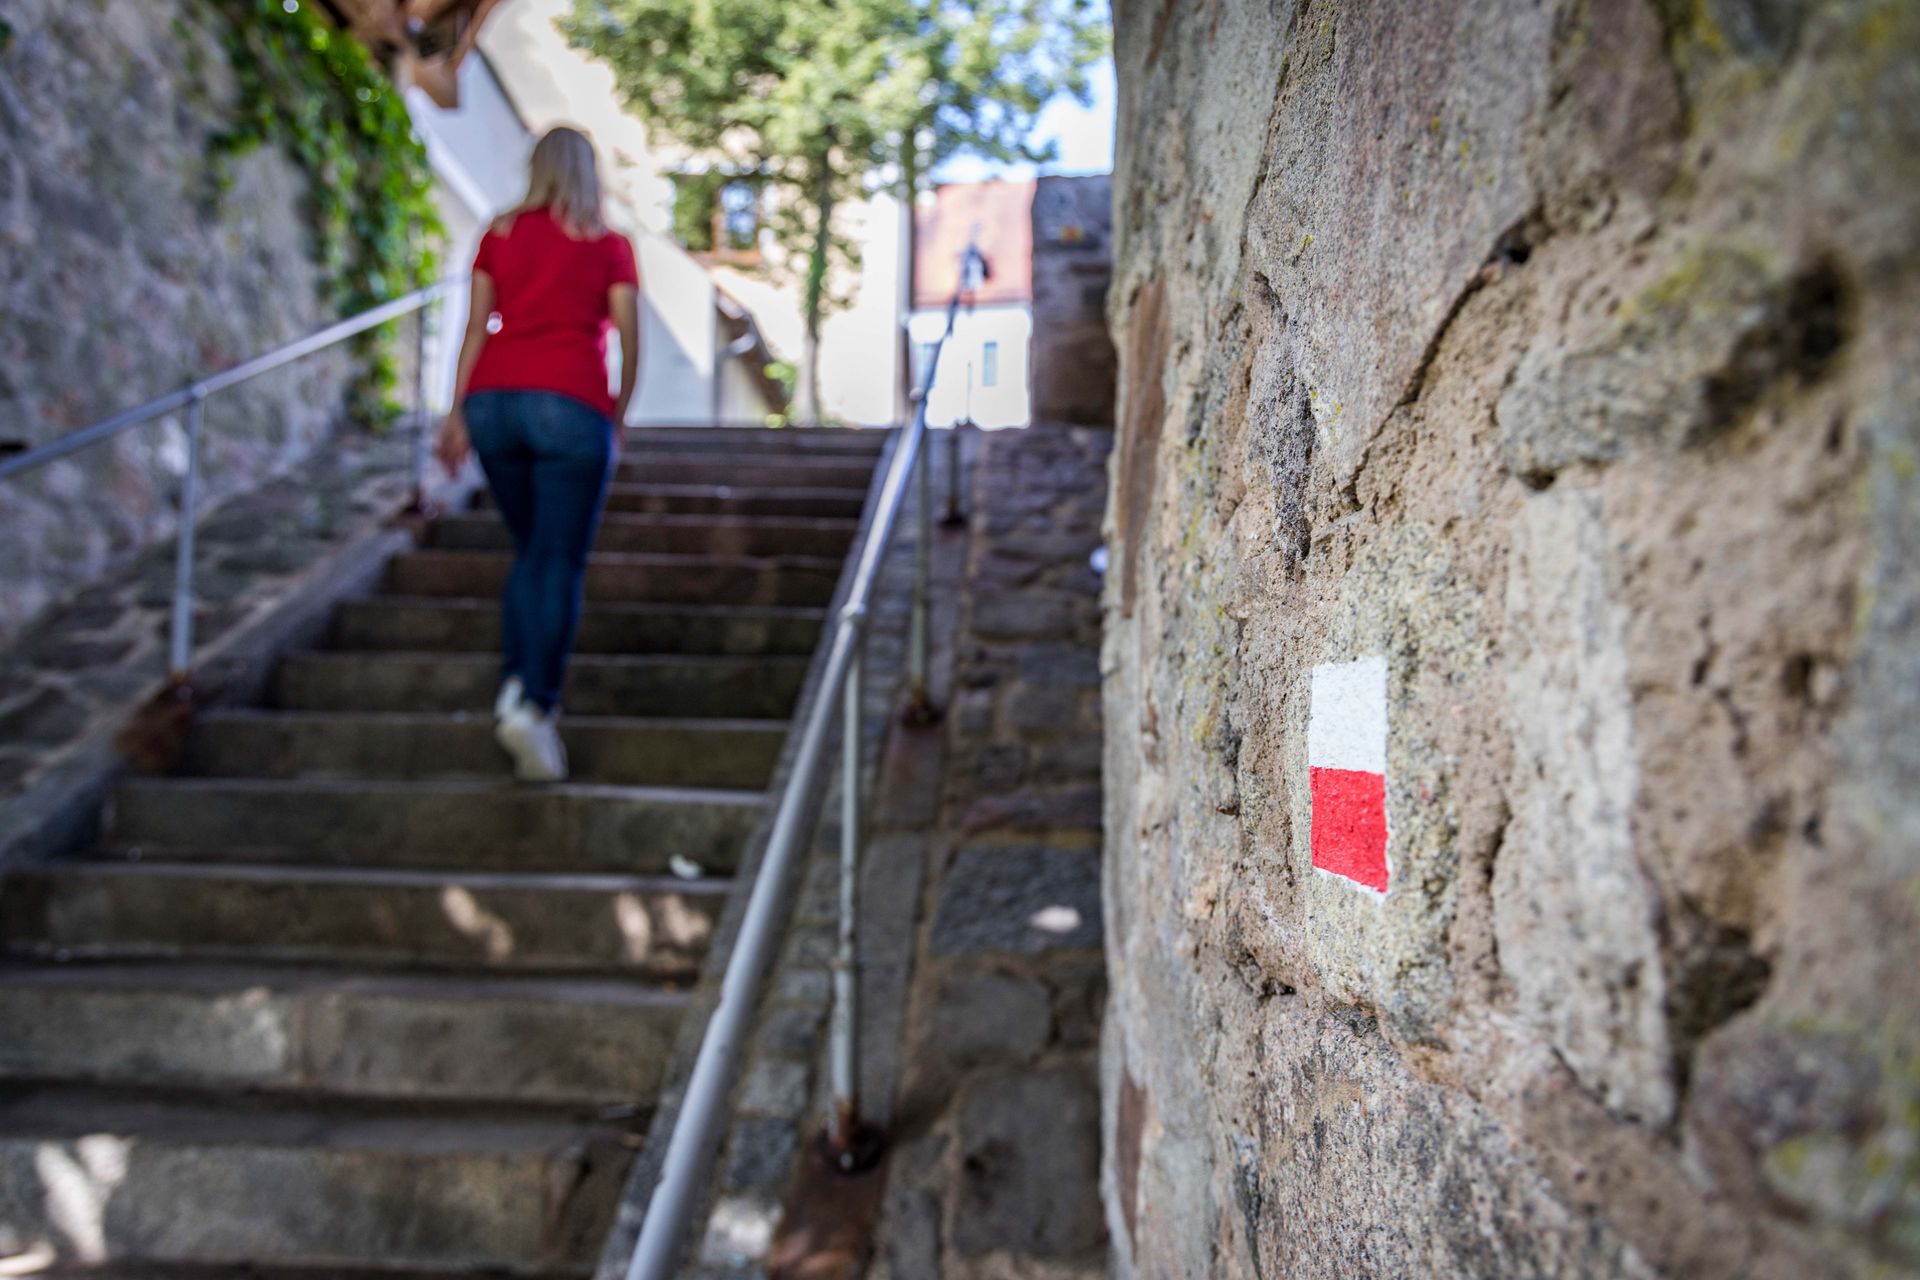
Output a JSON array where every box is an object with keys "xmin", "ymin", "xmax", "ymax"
[
  {"xmin": 6, "ymin": 859, "xmax": 732, "ymax": 896},
  {"xmin": 595, "ymin": 482, "xmax": 871, "ymax": 500},
  {"xmin": 436, "ymin": 510, "xmax": 862, "ymax": 531},
  {"xmin": 341, "ymin": 596, "xmax": 829, "ymax": 621},
  {"xmin": 0, "ymin": 958, "xmax": 695, "ymax": 1008},
  {"xmin": 0, "ymin": 1080, "xmax": 633, "ymax": 1151},
  {"xmin": 193, "ymin": 708, "xmax": 790, "ymax": 734},
  {"xmin": 391, "ymin": 548, "xmax": 847, "ymax": 572},
  {"xmin": 280, "ymin": 649, "xmax": 812, "ymax": 671},
  {"xmin": 112, "ymin": 774, "xmax": 768, "ymax": 808}
]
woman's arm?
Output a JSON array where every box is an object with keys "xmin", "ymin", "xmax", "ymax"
[
  {"xmin": 434, "ymin": 271, "xmax": 496, "ymax": 473},
  {"xmin": 610, "ymin": 281, "xmax": 641, "ymax": 427}
]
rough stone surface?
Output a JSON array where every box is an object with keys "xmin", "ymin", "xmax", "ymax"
[
  {"xmin": 1105, "ymin": 1, "xmax": 1920, "ymax": 1276},
  {"xmin": 1030, "ymin": 176, "xmax": 1117, "ymax": 427},
  {"xmin": 0, "ymin": 0, "xmax": 364, "ymax": 645},
  {"xmin": 930, "ymin": 847, "xmax": 1103, "ymax": 956},
  {"xmin": 918, "ymin": 966, "xmax": 1053, "ymax": 1072},
  {"xmin": 872, "ymin": 426, "xmax": 1110, "ymax": 1280},
  {"xmin": 0, "ymin": 432, "xmax": 410, "ymax": 824},
  {"xmin": 950, "ymin": 1063, "xmax": 1105, "ymax": 1260}
]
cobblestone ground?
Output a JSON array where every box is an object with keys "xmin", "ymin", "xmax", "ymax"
[
  {"xmin": 872, "ymin": 424, "xmax": 1111, "ymax": 1280},
  {"xmin": 0, "ymin": 428, "xmax": 411, "ymax": 805}
]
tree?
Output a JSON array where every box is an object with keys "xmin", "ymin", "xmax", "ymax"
[{"xmin": 563, "ymin": 0, "xmax": 1108, "ymax": 423}]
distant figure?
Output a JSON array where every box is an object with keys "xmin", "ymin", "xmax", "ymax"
[{"xmin": 435, "ymin": 126, "xmax": 641, "ymax": 782}]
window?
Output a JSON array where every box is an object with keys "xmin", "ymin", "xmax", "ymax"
[
  {"xmin": 912, "ymin": 342, "xmax": 938, "ymax": 391},
  {"xmin": 980, "ymin": 341, "xmax": 1000, "ymax": 388},
  {"xmin": 670, "ymin": 173, "xmax": 762, "ymax": 260},
  {"xmin": 718, "ymin": 181, "xmax": 759, "ymax": 253}
]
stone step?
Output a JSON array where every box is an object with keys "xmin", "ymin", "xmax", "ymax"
[
  {"xmin": 183, "ymin": 710, "xmax": 788, "ymax": 789},
  {"xmin": 274, "ymin": 650, "xmax": 809, "ymax": 718},
  {"xmin": 332, "ymin": 596, "xmax": 825, "ymax": 657},
  {"xmin": 0, "ymin": 1083, "xmax": 629, "ymax": 1271},
  {"xmin": 591, "ymin": 483, "xmax": 871, "ymax": 519},
  {"xmin": 611, "ymin": 455, "xmax": 876, "ymax": 489},
  {"xmin": 0, "ymin": 961, "xmax": 686, "ymax": 1106},
  {"xmin": 385, "ymin": 550, "xmax": 843, "ymax": 607},
  {"xmin": 104, "ymin": 776, "xmax": 762, "ymax": 874},
  {"xmin": 1, "ymin": 862, "xmax": 728, "ymax": 978},
  {"xmin": 430, "ymin": 510, "xmax": 862, "ymax": 559},
  {"xmin": 623, "ymin": 425, "xmax": 887, "ymax": 455}
]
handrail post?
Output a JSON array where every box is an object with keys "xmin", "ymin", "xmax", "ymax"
[
  {"xmin": 828, "ymin": 605, "xmax": 867, "ymax": 1165},
  {"xmin": 167, "ymin": 389, "xmax": 208, "ymax": 682},
  {"xmin": 620, "ymin": 247, "xmax": 979, "ymax": 1280},
  {"xmin": 903, "ymin": 423, "xmax": 938, "ymax": 724},
  {"xmin": 943, "ymin": 419, "xmax": 967, "ymax": 527}
]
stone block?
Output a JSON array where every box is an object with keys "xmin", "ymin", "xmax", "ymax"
[
  {"xmin": 723, "ymin": 1117, "xmax": 800, "ymax": 1193},
  {"xmin": 773, "ymin": 967, "xmax": 830, "ymax": 1005},
  {"xmin": 1017, "ymin": 644, "xmax": 1103, "ymax": 689},
  {"xmin": 739, "ymin": 1057, "xmax": 811, "ymax": 1118},
  {"xmin": 930, "ymin": 847, "xmax": 1103, "ymax": 956},
  {"xmin": 954, "ymin": 786, "xmax": 1103, "ymax": 836},
  {"xmin": 1006, "ymin": 688, "xmax": 1089, "ymax": 735},
  {"xmin": 971, "ymin": 592, "xmax": 1085, "ymax": 639},
  {"xmin": 758, "ymin": 1004, "xmax": 824, "ymax": 1060},
  {"xmin": 951, "ymin": 1062, "xmax": 1105, "ymax": 1259},
  {"xmin": 1494, "ymin": 488, "xmax": 1674, "ymax": 1123},
  {"xmin": 917, "ymin": 963, "xmax": 1054, "ymax": 1069}
]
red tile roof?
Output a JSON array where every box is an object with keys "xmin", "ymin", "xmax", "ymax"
[{"xmin": 914, "ymin": 179, "xmax": 1035, "ymax": 309}]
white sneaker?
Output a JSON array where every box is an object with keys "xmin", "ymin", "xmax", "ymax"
[
  {"xmin": 495, "ymin": 701, "xmax": 568, "ymax": 783},
  {"xmin": 494, "ymin": 677, "xmax": 526, "ymax": 720}
]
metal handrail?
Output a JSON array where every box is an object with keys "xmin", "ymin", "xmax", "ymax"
[
  {"xmin": 0, "ymin": 276, "xmax": 464, "ymax": 676},
  {"xmin": 622, "ymin": 246, "xmax": 981, "ymax": 1280}
]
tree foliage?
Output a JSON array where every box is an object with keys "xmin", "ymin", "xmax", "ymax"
[{"xmin": 563, "ymin": 0, "xmax": 1107, "ymax": 420}]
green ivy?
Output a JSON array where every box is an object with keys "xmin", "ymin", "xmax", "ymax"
[{"xmin": 205, "ymin": 0, "xmax": 444, "ymax": 422}]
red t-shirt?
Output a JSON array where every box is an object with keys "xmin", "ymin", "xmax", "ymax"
[{"xmin": 468, "ymin": 208, "xmax": 640, "ymax": 419}]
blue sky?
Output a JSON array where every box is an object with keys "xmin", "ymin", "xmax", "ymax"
[{"xmin": 933, "ymin": 51, "xmax": 1117, "ymax": 183}]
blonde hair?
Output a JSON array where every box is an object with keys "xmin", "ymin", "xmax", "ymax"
[{"xmin": 498, "ymin": 126, "xmax": 607, "ymax": 239}]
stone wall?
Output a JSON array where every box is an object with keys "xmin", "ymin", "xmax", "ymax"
[
  {"xmin": 1029, "ymin": 175, "xmax": 1116, "ymax": 426},
  {"xmin": 1102, "ymin": 2, "xmax": 1920, "ymax": 1277},
  {"xmin": 876, "ymin": 425, "xmax": 1110, "ymax": 1280},
  {"xmin": 0, "ymin": 0, "xmax": 352, "ymax": 645}
]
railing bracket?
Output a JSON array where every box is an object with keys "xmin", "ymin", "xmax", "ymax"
[
  {"xmin": 899, "ymin": 687, "xmax": 943, "ymax": 728},
  {"xmin": 819, "ymin": 1115, "xmax": 886, "ymax": 1176}
]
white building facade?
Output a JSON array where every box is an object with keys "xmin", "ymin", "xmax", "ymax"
[{"xmin": 908, "ymin": 179, "xmax": 1038, "ymax": 430}]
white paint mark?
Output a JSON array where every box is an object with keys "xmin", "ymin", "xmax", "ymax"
[{"xmin": 1307, "ymin": 655, "xmax": 1388, "ymax": 773}]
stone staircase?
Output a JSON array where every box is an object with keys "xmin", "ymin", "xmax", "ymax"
[{"xmin": 0, "ymin": 427, "xmax": 886, "ymax": 1277}]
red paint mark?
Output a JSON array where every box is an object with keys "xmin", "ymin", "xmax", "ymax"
[{"xmin": 1310, "ymin": 766, "xmax": 1389, "ymax": 893}]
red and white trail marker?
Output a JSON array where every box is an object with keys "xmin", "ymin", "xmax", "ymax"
[{"xmin": 1308, "ymin": 656, "xmax": 1391, "ymax": 897}]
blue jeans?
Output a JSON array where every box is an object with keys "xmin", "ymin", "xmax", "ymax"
[{"xmin": 464, "ymin": 391, "xmax": 614, "ymax": 713}]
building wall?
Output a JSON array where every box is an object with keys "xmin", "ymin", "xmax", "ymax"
[
  {"xmin": 1030, "ymin": 175, "xmax": 1115, "ymax": 426},
  {"xmin": 1102, "ymin": 2, "xmax": 1920, "ymax": 1277},
  {"xmin": 0, "ymin": 0, "xmax": 351, "ymax": 645},
  {"xmin": 910, "ymin": 303, "xmax": 1033, "ymax": 430}
]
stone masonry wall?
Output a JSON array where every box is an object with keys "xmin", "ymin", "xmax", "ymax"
[
  {"xmin": 0, "ymin": 0, "xmax": 352, "ymax": 644},
  {"xmin": 1030, "ymin": 175, "xmax": 1117, "ymax": 426},
  {"xmin": 876, "ymin": 425, "xmax": 1110, "ymax": 1280},
  {"xmin": 1103, "ymin": 2, "xmax": 1920, "ymax": 1277}
]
